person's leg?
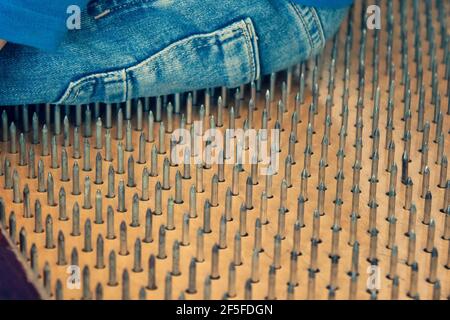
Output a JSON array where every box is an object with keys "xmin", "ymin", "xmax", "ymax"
[{"xmin": 0, "ymin": 0, "xmax": 349, "ymax": 106}]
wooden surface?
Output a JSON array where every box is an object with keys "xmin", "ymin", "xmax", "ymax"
[{"xmin": 0, "ymin": 0, "xmax": 448, "ymax": 300}]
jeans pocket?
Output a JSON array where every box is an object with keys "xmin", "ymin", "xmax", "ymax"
[
  {"xmin": 54, "ymin": 18, "xmax": 261, "ymax": 105},
  {"xmin": 287, "ymin": 2, "xmax": 326, "ymax": 57}
]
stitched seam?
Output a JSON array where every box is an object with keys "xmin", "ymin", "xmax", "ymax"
[
  {"xmin": 127, "ymin": 21, "xmax": 245, "ymax": 73},
  {"xmin": 289, "ymin": 2, "xmax": 314, "ymax": 52},
  {"xmin": 71, "ymin": 85, "xmax": 85, "ymax": 101},
  {"xmin": 124, "ymin": 70, "xmax": 129, "ymax": 101},
  {"xmin": 241, "ymin": 21, "xmax": 256, "ymax": 81},
  {"xmin": 72, "ymin": 78, "xmax": 125, "ymax": 103},
  {"xmin": 58, "ymin": 80, "xmax": 92, "ymax": 103},
  {"xmin": 310, "ymin": 7, "xmax": 326, "ymax": 48},
  {"xmin": 246, "ymin": 19, "xmax": 260, "ymax": 81},
  {"xmin": 57, "ymin": 21, "xmax": 247, "ymax": 104},
  {"xmin": 57, "ymin": 74, "xmax": 124, "ymax": 104},
  {"xmin": 127, "ymin": 21, "xmax": 250, "ymax": 86},
  {"xmin": 90, "ymin": 0, "xmax": 156, "ymax": 17},
  {"xmin": 65, "ymin": 35, "xmax": 217, "ymax": 101},
  {"xmin": 126, "ymin": 35, "xmax": 242, "ymax": 78}
]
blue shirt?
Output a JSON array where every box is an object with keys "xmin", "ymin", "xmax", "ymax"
[
  {"xmin": 0, "ymin": 0, "xmax": 88, "ymax": 51},
  {"xmin": 0, "ymin": 0, "xmax": 353, "ymax": 51}
]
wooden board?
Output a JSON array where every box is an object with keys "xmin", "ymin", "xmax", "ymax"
[{"xmin": 0, "ymin": 0, "xmax": 448, "ymax": 300}]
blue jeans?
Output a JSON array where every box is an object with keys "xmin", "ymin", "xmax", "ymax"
[{"xmin": 0, "ymin": 0, "xmax": 348, "ymax": 106}]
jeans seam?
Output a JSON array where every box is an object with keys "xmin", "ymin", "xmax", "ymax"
[
  {"xmin": 289, "ymin": 2, "xmax": 314, "ymax": 54},
  {"xmin": 125, "ymin": 69, "xmax": 129, "ymax": 100},
  {"xmin": 57, "ymin": 20, "xmax": 255, "ymax": 104},
  {"xmin": 250, "ymin": 19, "xmax": 261, "ymax": 81},
  {"xmin": 89, "ymin": 0, "xmax": 156, "ymax": 18},
  {"xmin": 241, "ymin": 19, "xmax": 259, "ymax": 82},
  {"xmin": 127, "ymin": 23, "xmax": 249, "ymax": 74},
  {"xmin": 55, "ymin": 73, "xmax": 125, "ymax": 104},
  {"xmin": 310, "ymin": 8, "xmax": 326, "ymax": 48},
  {"xmin": 241, "ymin": 26, "xmax": 254, "ymax": 81}
]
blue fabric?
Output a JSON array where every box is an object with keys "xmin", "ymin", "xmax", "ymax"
[
  {"xmin": 0, "ymin": 0, "xmax": 349, "ymax": 105},
  {"xmin": 0, "ymin": 0, "xmax": 351, "ymax": 51},
  {"xmin": 293, "ymin": 0, "xmax": 354, "ymax": 8},
  {"xmin": 0, "ymin": 0, "xmax": 88, "ymax": 51}
]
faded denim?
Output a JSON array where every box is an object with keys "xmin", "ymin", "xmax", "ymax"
[{"xmin": 0, "ymin": 0, "xmax": 348, "ymax": 106}]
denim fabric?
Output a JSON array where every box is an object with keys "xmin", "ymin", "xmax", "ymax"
[
  {"xmin": 293, "ymin": 0, "xmax": 354, "ymax": 8},
  {"xmin": 0, "ymin": 0, "xmax": 348, "ymax": 106}
]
